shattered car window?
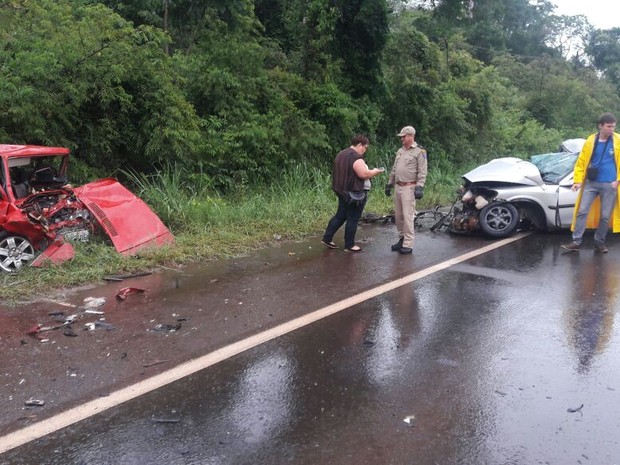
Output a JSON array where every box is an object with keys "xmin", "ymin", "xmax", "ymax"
[
  {"xmin": 529, "ymin": 152, "xmax": 578, "ymax": 184},
  {"xmin": 8, "ymin": 155, "xmax": 67, "ymax": 198}
]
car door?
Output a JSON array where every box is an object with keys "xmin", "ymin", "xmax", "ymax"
[{"xmin": 556, "ymin": 171, "xmax": 578, "ymax": 228}]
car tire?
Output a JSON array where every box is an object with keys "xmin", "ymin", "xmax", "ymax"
[
  {"xmin": 0, "ymin": 233, "xmax": 36, "ymax": 272},
  {"xmin": 479, "ymin": 202, "xmax": 519, "ymax": 238}
]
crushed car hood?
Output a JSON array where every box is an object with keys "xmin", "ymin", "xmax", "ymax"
[
  {"xmin": 74, "ymin": 178, "xmax": 174, "ymax": 255},
  {"xmin": 463, "ymin": 157, "xmax": 544, "ymax": 186}
]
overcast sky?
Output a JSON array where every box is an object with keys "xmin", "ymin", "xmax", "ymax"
[{"xmin": 552, "ymin": 0, "xmax": 620, "ymax": 30}]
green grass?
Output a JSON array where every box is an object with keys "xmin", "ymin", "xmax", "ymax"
[{"xmin": 0, "ymin": 161, "xmax": 459, "ymax": 304}]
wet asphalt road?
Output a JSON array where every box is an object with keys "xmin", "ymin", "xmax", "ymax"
[{"xmin": 1, "ymin": 223, "xmax": 620, "ymax": 464}]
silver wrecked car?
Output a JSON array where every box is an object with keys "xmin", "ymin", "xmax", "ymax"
[{"xmin": 448, "ymin": 139, "xmax": 586, "ymax": 238}]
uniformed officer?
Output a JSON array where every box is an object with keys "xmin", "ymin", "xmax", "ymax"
[{"xmin": 385, "ymin": 126, "xmax": 428, "ymax": 254}]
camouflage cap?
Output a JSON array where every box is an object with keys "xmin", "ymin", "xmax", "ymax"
[{"xmin": 397, "ymin": 126, "xmax": 416, "ymax": 137}]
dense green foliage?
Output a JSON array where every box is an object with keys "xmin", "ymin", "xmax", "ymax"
[{"xmin": 2, "ymin": 0, "xmax": 620, "ymax": 191}]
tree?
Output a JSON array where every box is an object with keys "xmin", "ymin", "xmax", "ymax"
[
  {"xmin": 0, "ymin": 0, "xmax": 201, "ymax": 173},
  {"xmin": 586, "ymin": 28, "xmax": 620, "ymax": 91}
]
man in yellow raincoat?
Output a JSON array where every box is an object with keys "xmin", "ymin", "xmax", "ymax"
[{"xmin": 562, "ymin": 113, "xmax": 620, "ymax": 253}]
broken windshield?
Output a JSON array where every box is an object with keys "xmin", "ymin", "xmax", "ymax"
[{"xmin": 529, "ymin": 152, "xmax": 578, "ymax": 184}]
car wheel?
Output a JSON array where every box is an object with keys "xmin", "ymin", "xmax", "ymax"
[
  {"xmin": 479, "ymin": 202, "xmax": 519, "ymax": 238},
  {"xmin": 0, "ymin": 233, "xmax": 36, "ymax": 272}
]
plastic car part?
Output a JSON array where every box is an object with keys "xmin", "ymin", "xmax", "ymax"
[
  {"xmin": 0, "ymin": 233, "xmax": 36, "ymax": 272},
  {"xmin": 31, "ymin": 237, "xmax": 75, "ymax": 268},
  {"xmin": 479, "ymin": 202, "xmax": 519, "ymax": 238}
]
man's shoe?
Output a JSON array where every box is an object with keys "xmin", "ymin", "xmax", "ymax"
[
  {"xmin": 561, "ymin": 242, "xmax": 580, "ymax": 252},
  {"xmin": 399, "ymin": 247, "xmax": 413, "ymax": 255},
  {"xmin": 391, "ymin": 238, "xmax": 404, "ymax": 251},
  {"xmin": 595, "ymin": 243, "xmax": 609, "ymax": 253}
]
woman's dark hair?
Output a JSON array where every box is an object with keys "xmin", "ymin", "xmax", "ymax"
[{"xmin": 351, "ymin": 134, "xmax": 369, "ymax": 146}]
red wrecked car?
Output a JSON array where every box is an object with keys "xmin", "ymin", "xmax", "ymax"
[{"xmin": 0, "ymin": 144, "xmax": 174, "ymax": 271}]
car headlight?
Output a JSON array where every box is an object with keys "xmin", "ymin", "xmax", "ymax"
[
  {"xmin": 475, "ymin": 196, "xmax": 489, "ymax": 209},
  {"xmin": 462, "ymin": 190, "xmax": 474, "ymax": 202}
]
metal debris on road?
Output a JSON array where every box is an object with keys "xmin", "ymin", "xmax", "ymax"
[
  {"xmin": 84, "ymin": 321, "xmax": 115, "ymax": 331},
  {"xmin": 24, "ymin": 399, "xmax": 45, "ymax": 407},
  {"xmin": 567, "ymin": 404, "xmax": 584, "ymax": 414},
  {"xmin": 83, "ymin": 297, "xmax": 106, "ymax": 309},
  {"xmin": 64, "ymin": 327, "xmax": 78, "ymax": 337},
  {"xmin": 84, "ymin": 309, "xmax": 105, "ymax": 315},
  {"xmin": 403, "ymin": 414, "xmax": 416, "ymax": 426},
  {"xmin": 143, "ymin": 359, "xmax": 170, "ymax": 368},
  {"xmin": 151, "ymin": 323, "xmax": 181, "ymax": 333}
]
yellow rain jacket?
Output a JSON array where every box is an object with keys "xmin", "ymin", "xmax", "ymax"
[{"xmin": 571, "ymin": 132, "xmax": 620, "ymax": 232}]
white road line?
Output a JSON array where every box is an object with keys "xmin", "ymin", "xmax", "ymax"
[{"xmin": 0, "ymin": 233, "xmax": 528, "ymax": 454}]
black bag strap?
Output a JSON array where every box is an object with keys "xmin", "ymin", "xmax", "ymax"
[{"xmin": 589, "ymin": 134, "xmax": 611, "ymax": 169}]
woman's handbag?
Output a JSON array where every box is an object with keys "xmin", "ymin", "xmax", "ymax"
[{"xmin": 345, "ymin": 190, "xmax": 367, "ymax": 206}]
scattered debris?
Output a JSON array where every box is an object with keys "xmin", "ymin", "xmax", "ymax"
[
  {"xmin": 48, "ymin": 311, "xmax": 65, "ymax": 317},
  {"xmin": 28, "ymin": 313, "xmax": 82, "ymax": 338},
  {"xmin": 495, "ymin": 390, "xmax": 508, "ymax": 397},
  {"xmin": 84, "ymin": 309, "xmax": 105, "ymax": 315},
  {"xmin": 151, "ymin": 323, "xmax": 181, "ymax": 333},
  {"xmin": 96, "ymin": 321, "xmax": 114, "ymax": 331},
  {"xmin": 24, "ymin": 399, "xmax": 45, "ymax": 407},
  {"xmin": 143, "ymin": 359, "xmax": 170, "ymax": 368},
  {"xmin": 64, "ymin": 327, "xmax": 78, "ymax": 337},
  {"xmin": 362, "ymin": 340, "xmax": 375, "ymax": 346},
  {"xmin": 83, "ymin": 297, "xmax": 106, "ymax": 309},
  {"xmin": 27, "ymin": 324, "xmax": 42, "ymax": 336},
  {"xmin": 84, "ymin": 321, "xmax": 115, "ymax": 331},
  {"xmin": 403, "ymin": 414, "xmax": 416, "ymax": 426},
  {"xmin": 151, "ymin": 418, "xmax": 180, "ymax": 424},
  {"xmin": 567, "ymin": 404, "xmax": 584, "ymax": 414},
  {"xmin": 116, "ymin": 287, "xmax": 146, "ymax": 301},
  {"xmin": 39, "ymin": 323, "xmax": 66, "ymax": 332}
]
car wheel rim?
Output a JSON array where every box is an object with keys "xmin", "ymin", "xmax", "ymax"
[
  {"xmin": 484, "ymin": 206, "xmax": 514, "ymax": 231},
  {"xmin": 0, "ymin": 236, "xmax": 35, "ymax": 272}
]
